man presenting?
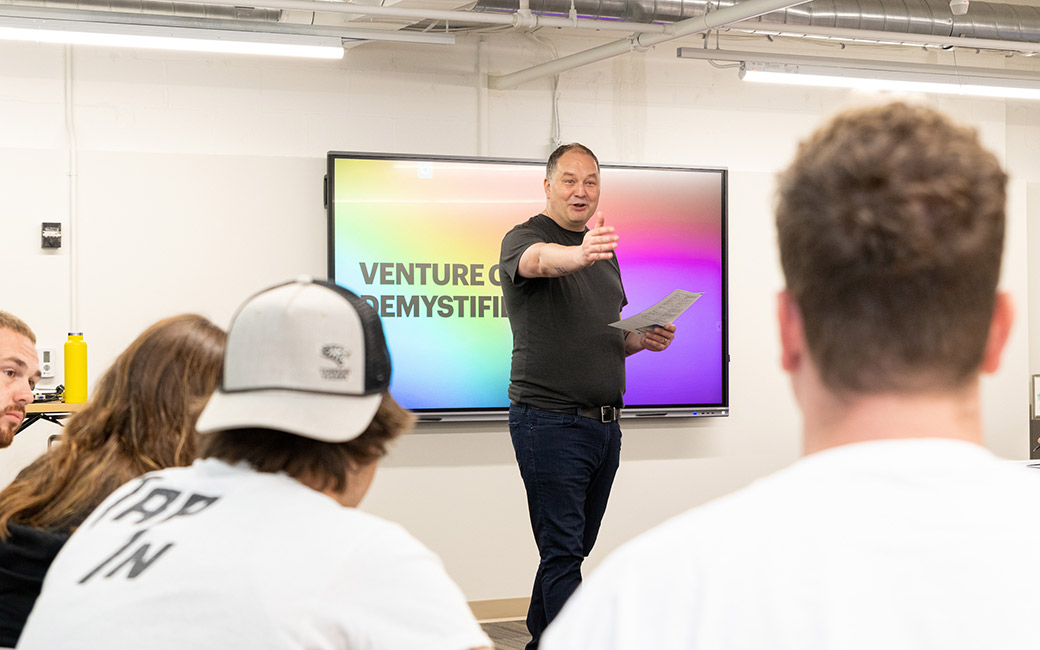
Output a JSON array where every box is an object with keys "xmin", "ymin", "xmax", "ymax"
[
  {"xmin": 499, "ymin": 143, "xmax": 675, "ymax": 649},
  {"xmin": 0, "ymin": 312, "xmax": 39, "ymax": 448},
  {"xmin": 540, "ymin": 103, "xmax": 1040, "ymax": 649}
]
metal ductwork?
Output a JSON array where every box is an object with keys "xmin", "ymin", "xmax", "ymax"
[
  {"xmin": 0, "ymin": 0, "xmax": 282, "ymax": 21},
  {"xmin": 472, "ymin": 0, "xmax": 1040, "ymax": 43}
]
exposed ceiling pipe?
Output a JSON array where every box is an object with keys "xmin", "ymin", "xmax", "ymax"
[
  {"xmin": 487, "ymin": 0, "xmax": 812, "ymax": 89},
  {"xmin": 676, "ymin": 45, "xmax": 1040, "ymax": 80},
  {"xmin": 0, "ymin": 0, "xmax": 280, "ymax": 21},
  {"xmin": 472, "ymin": 0, "xmax": 1040, "ymax": 43},
  {"xmin": 0, "ymin": 0, "xmax": 676, "ymax": 34},
  {"xmin": 0, "ymin": 3, "xmax": 457, "ymax": 44},
  {"xmin": 8, "ymin": 0, "xmax": 1040, "ymax": 65},
  {"xmin": 7, "ymin": 0, "xmax": 1040, "ymax": 48},
  {"xmin": 735, "ymin": 20, "xmax": 1040, "ymax": 55}
]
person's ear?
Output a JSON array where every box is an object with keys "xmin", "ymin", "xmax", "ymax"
[
  {"xmin": 778, "ymin": 290, "xmax": 806, "ymax": 373},
  {"xmin": 544, "ymin": 177, "xmax": 551, "ymax": 199},
  {"xmin": 980, "ymin": 291, "xmax": 1014, "ymax": 374}
]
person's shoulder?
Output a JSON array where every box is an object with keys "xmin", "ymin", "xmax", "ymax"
[
  {"xmin": 604, "ymin": 463, "xmax": 808, "ymax": 566},
  {"xmin": 608, "ymin": 498, "xmax": 738, "ymax": 563},
  {"xmin": 297, "ymin": 504, "xmax": 435, "ymax": 564},
  {"xmin": 1001, "ymin": 460, "xmax": 1040, "ymax": 484},
  {"xmin": 505, "ymin": 214, "xmax": 550, "ymax": 236},
  {"xmin": 540, "ymin": 465, "xmax": 831, "ymax": 650},
  {"xmin": 539, "ymin": 505, "xmax": 722, "ymax": 650},
  {"xmin": 109, "ymin": 459, "xmax": 235, "ymax": 496},
  {"xmin": 3, "ymin": 523, "xmax": 70, "ymax": 546},
  {"xmin": 319, "ymin": 510, "xmax": 457, "ymax": 597},
  {"xmin": 0, "ymin": 523, "xmax": 68, "ymax": 564},
  {"xmin": 92, "ymin": 464, "xmax": 185, "ymax": 505},
  {"xmin": 522, "ymin": 213, "xmax": 550, "ymax": 228},
  {"xmin": 341, "ymin": 509, "xmax": 434, "ymax": 555},
  {"xmin": 502, "ymin": 215, "xmax": 556, "ymax": 262}
]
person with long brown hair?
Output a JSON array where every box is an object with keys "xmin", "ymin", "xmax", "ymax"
[{"xmin": 0, "ymin": 313, "xmax": 225, "ymax": 647}]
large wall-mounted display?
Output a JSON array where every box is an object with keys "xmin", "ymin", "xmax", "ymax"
[{"xmin": 326, "ymin": 152, "xmax": 728, "ymax": 420}]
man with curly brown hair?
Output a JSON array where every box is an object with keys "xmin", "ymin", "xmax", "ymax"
[{"xmin": 541, "ymin": 103, "xmax": 1040, "ymax": 650}]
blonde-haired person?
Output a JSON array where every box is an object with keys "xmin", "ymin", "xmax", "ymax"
[{"xmin": 0, "ymin": 314, "xmax": 225, "ymax": 647}]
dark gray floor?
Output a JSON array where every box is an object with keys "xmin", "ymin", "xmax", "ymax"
[{"xmin": 481, "ymin": 619, "xmax": 530, "ymax": 650}]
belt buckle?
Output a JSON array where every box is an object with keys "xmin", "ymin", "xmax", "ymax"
[{"xmin": 600, "ymin": 406, "xmax": 615, "ymax": 423}]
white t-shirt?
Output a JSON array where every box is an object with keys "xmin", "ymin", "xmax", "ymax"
[
  {"xmin": 19, "ymin": 458, "xmax": 491, "ymax": 650},
  {"xmin": 542, "ymin": 439, "xmax": 1040, "ymax": 650}
]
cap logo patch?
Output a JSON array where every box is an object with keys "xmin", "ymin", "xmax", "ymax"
[{"xmin": 320, "ymin": 344, "xmax": 351, "ymax": 380}]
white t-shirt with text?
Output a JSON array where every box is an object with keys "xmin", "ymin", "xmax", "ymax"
[{"xmin": 20, "ymin": 458, "xmax": 491, "ymax": 650}]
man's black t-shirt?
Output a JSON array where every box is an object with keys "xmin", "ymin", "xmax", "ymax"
[{"xmin": 499, "ymin": 214, "xmax": 628, "ymax": 410}]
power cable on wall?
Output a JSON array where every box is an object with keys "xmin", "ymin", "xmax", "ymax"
[{"xmin": 525, "ymin": 31, "xmax": 563, "ymax": 153}]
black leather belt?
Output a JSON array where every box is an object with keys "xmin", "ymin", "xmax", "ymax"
[
  {"xmin": 580, "ymin": 406, "xmax": 621, "ymax": 423},
  {"xmin": 527, "ymin": 404, "xmax": 621, "ymax": 423}
]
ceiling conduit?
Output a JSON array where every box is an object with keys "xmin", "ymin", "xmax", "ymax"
[
  {"xmin": 0, "ymin": 0, "xmax": 281, "ymax": 21},
  {"xmin": 8, "ymin": 0, "xmax": 1040, "ymax": 47},
  {"xmin": 488, "ymin": 0, "xmax": 813, "ymax": 87},
  {"xmin": 472, "ymin": 0, "xmax": 1040, "ymax": 43},
  {"xmin": 4, "ymin": 0, "xmax": 1040, "ymax": 82}
]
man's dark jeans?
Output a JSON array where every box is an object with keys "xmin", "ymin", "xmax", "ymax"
[{"xmin": 508, "ymin": 404, "xmax": 622, "ymax": 650}]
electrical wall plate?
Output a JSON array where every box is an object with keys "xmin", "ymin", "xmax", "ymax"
[
  {"xmin": 42, "ymin": 222, "xmax": 62, "ymax": 248},
  {"xmin": 1033, "ymin": 374, "xmax": 1040, "ymax": 419},
  {"xmin": 38, "ymin": 348, "xmax": 55, "ymax": 378}
]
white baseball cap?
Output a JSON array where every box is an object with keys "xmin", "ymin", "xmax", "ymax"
[{"xmin": 196, "ymin": 277, "xmax": 392, "ymax": 442}]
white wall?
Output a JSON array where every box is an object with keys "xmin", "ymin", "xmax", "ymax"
[{"xmin": 1, "ymin": 33, "xmax": 1037, "ymax": 602}]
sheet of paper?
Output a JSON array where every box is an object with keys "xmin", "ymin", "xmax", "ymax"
[{"xmin": 609, "ymin": 289, "xmax": 703, "ymax": 334}]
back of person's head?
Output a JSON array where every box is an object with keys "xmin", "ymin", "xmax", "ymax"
[
  {"xmin": 776, "ymin": 102, "xmax": 1007, "ymax": 394},
  {"xmin": 201, "ymin": 393, "xmax": 413, "ymax": 493},
  {"xmin": 0, "ymin": 311, "xmax": 36, "ymax": 345},
  {"xmin": 195, "ymin": 278, "xmax": 415, "ymax": 495},
  {"xmin": 0, "ymin": 314, "xmax": 226, "ymax": 537}
]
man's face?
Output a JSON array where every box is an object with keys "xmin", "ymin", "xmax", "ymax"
[
  {"xmin": 0, "ymin": 328, "xmax": 39, "ymax": 448},
  {"xmin": 544, "ymin": 150, "xmax": 601, "ymax": 232}
]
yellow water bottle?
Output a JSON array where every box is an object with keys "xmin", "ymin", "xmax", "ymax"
[{"xmin": 64, "ymin": 332, "xmax": 87, "ymax": 403}]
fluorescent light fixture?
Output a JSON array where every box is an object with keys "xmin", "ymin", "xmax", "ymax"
[
  {"xmin": 739, "ymin": 60, "xmax": 1040, "ymax": 101},
  {"xmin": 0, "ymin": 15, "xmax": 344, "ymax": 59}
]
